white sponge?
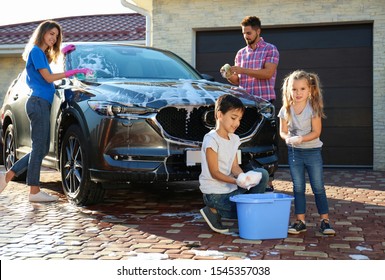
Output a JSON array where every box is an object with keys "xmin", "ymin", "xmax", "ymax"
[
  {"xmin": 220, "ymin": 63, "xmax": 232, "ymax": 78},
  {"xmin": 236, "ymin": 171, "xmax": 262, "ymax": 190}
]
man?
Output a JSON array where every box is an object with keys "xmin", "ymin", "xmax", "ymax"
[{"xmin": 222, "ymin": 16, "xmax": 279, "ymax": 192}]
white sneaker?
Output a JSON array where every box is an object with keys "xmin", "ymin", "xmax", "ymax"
[
  {"xmin": 0, "ymin": 173, "xmax": 8, "ymax": 194},
  {"xmin": 29, "ymin": 191, "xmax": 59, "ymax": 202}
]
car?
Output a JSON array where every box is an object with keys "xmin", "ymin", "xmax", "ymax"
[{"xmin": 0, "ymin": 43, "xmax": 278, "ymax": 205}]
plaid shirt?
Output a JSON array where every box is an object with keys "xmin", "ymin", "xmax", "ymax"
[{"xmin": 235, "ymin": 37, "xmax": 279, "ymax": 101}]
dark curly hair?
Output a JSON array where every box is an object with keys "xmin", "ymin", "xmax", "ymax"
[
  {"xmin": 241, "ymin": 16, "xmax": 261, "ymax": 30},
  {"xmin": 215, "ymin": 94, "xmax": 245, "ymax": 120}
]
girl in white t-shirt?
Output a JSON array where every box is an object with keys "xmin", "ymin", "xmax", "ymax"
[
  {"xmin": 199, "ymin": 94, "xmax": 269, "ymax": 233},
  {"xmin": 278, "ymin": 70, "xmax": 335, "ymax": 235}
]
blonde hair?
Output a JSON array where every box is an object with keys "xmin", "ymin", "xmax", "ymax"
[
  {"xmin": 281, "ymin": 70, "xmax": 325, "ymax": 124},
  {"xmin": 22, "ymin": 20, "xmax": 63, "ymax": 63}
]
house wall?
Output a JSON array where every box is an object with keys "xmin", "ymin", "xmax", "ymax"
[
  {"xmin": 144, "ymin": 0, "xmax": 385, "ymax": 171},
  {"xmin": 0, "ymin": 56, "xmax": 24, "ymax": 103}
]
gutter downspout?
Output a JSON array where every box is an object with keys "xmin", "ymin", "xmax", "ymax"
[
  {"xmin": 120, "ymin": 0, "xmax": 151, "ymax": 46},
  {"xmin": 0, "ymin": 44, "xmax": 25, "ymax": 55}
]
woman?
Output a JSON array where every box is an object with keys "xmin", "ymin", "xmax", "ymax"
[{"xmin": 0, "ymin": 20, "xmax": 91, "ymax": 202}]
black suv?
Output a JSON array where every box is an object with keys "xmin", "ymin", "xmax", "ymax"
[{"xmin": 0, "ymin": 43, "xmax": 278, "ymax": 205}]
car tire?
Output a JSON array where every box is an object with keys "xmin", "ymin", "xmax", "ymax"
[
  {"xmin": 60, "ymin": 124, "xmax": 105, "ymax": 206},
  {"xmin": 0, "ymin": 135, "xmax": 4, "ymax": 166},
  {"xmin": 3, "ymin": 124, "xmax": 27, "ymax": 181}
]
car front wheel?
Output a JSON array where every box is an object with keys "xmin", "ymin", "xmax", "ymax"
[{"xmin": 60, "ymin": 124, "xmax": 105, "ymax": 205}]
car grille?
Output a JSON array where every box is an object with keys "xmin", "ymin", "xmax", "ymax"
[{"xmin": 155, "ymin": 106, "xmax": 261, "ymax": 142}]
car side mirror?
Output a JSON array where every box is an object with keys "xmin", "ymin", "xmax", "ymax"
[{"xmin": 55, "ymin": 79, "xmax": 71, "ymax": 88}]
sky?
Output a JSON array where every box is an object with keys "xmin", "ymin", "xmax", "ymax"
[{"xmin": 0, "ymin": 0, "xmax": 134, "ymax": 26}]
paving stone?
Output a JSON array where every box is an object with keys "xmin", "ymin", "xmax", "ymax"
[
  {"xmin": 329, "ymin": 243, "xmax": 351, "ymax": 249},
  {"xmin": 335, "ymin": 221, "xmax": 353, "ymax": 225},
  {"xmin": 134, "ymin": 248, "xmax": 166, "ymax": 253},
  {"xmin": 284, "ymin": 237, "xmax": 304, "ymax": 243},
  {"xmin": 130, "ymin": 243, "xmax": 152, "ymax": 249},
  {"xmin": 347, "ymin": 216, "xmax": 364, "ymax": 220},
  {"xmin": 294, "ymin": 251, "xmax": 328, "ymax": 258},
  {"xmin": 223, "ymin": 251, "xmax": 248, "ymax": 258},
  {"xmin": 275, "ymin": 244, "xmax": 306, "ymax": 251},
  {"xmin": 136, "ymin": 210, "xmax": 159, "ymax": 214},
  {"xmin": 343, "ymin": 236, "xmax": 365, "ymax": 241},
  {"xmin": 374, "ymin": 212, "xmax": 385, "ymax": 216},
  {"xmin": 197, "ymin": 234, "xmax": 213, "ymax": 238},
  {"xmin": 354, "ymin": 210, "xmax": 370, "ymax": 214},
  {"xmin": 66, "ymin": 254, "xmax": 98, "ymax": 260},
  {"xmin": 152, "ymin": 244, "xmax": 184, "ymax": 249},
  {"xmin": 167, "ymin": 254, "xmax": 194, "ymax": 259},
  {"xmin": 232, "ymin": 239, "xmax": 262, "ymax": 245},
  {"xmin": 349, "ymin": 227, "xmax": 363, "ymax": 232},
  {"xmin": 171, "ymin": 223, "xmax": 185, "ymax": 227},
  {"xmin": 166, "ymin": 229, "xmax": 181, "ymax": 234}
]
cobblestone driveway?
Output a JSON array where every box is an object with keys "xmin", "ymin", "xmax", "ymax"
[{"xmin": 0, "ymin": 168, "xmax": 384, "ymax": 260}]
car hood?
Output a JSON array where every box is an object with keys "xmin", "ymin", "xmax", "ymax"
[{"xmin": 80, "ymin": 79, "xmax": 269, "ymax": 109}]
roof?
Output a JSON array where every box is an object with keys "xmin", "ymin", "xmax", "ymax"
[{"xmin": 0, "ymin": 13, "xmax": 146, "ymax": 45}]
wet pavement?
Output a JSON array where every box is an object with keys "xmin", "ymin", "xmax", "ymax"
[{"xmin": 0, "ymin": 167, "xmax": 384, "ymax": 260}]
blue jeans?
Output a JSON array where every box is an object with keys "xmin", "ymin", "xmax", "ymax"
[
  {"xmin": 203, "ymin": 167, "xmax": 269, "ymax": 219},
  {"xmin": 10, "ymin": 96, "xmax": 51, "ymax": 186},
  {"xmin": 288, "ymin": 147, "xmax": 329, "ymax": 215}
]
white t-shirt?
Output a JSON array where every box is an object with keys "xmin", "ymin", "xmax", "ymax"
[
  {"xmin": 278, "ymin": 101, "xmax": 323, "ymax": 149},
  {"xmin": 199, "ymin": 130, "xmax": 240, "ymax": 194}
]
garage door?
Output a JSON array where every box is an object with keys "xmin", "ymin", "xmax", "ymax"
[{"xmin": 196, "ymin": 23, "xmax": 373, "ymax": 167}]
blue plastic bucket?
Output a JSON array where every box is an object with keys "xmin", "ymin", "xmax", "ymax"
[{"xmin": 230, "ymin": 193, "xmax": 294, "ymax": 240}]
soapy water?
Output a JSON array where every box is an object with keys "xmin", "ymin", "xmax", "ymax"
[
  {"xmin": 73, "ymin": 52, "xmax": 118, "ymax": 80},
  {"xmin": 291, "ymin": 144, "xmax": 295, "ymax": 162},
  {"xmin": 75, "ymin": 71, "xmax": 97, "ymax": 81},
  {"xmin": 356, "ymin": 245, "xmax": 372, "ymax": 252},
  {"xmin": 349, "ymin": 254, "xmax": 370, "ymax": 260},
  {"xmin": 289, "ymin": 132, "xmax": 300, "ymax": 162}
]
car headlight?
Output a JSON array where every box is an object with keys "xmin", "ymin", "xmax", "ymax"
[{"xmin": 88, "ymin": 101, "xmax": 157, "ymax": 117}]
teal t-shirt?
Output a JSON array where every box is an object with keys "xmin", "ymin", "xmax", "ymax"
[{"xmin": 26, "ymin": 45, "xmax": 55, "ymax": 104}]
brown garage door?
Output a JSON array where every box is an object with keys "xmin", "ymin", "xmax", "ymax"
[{"xmin": 196, "ymin": 23, "xmax": 373, "ymax": 167}]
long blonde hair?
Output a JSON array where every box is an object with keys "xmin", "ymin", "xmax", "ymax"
[
  {"xmin": 22, "ymin": 20, "xmax": 63, "ymax": 63},
  {"xmin": 281, "ymin": 70, "xmax": 326, "ymax": 124}
]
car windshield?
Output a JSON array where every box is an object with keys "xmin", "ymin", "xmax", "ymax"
[{"xmin": 65, "ymin": 44, "xmax": 202, "ymax": 80}]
